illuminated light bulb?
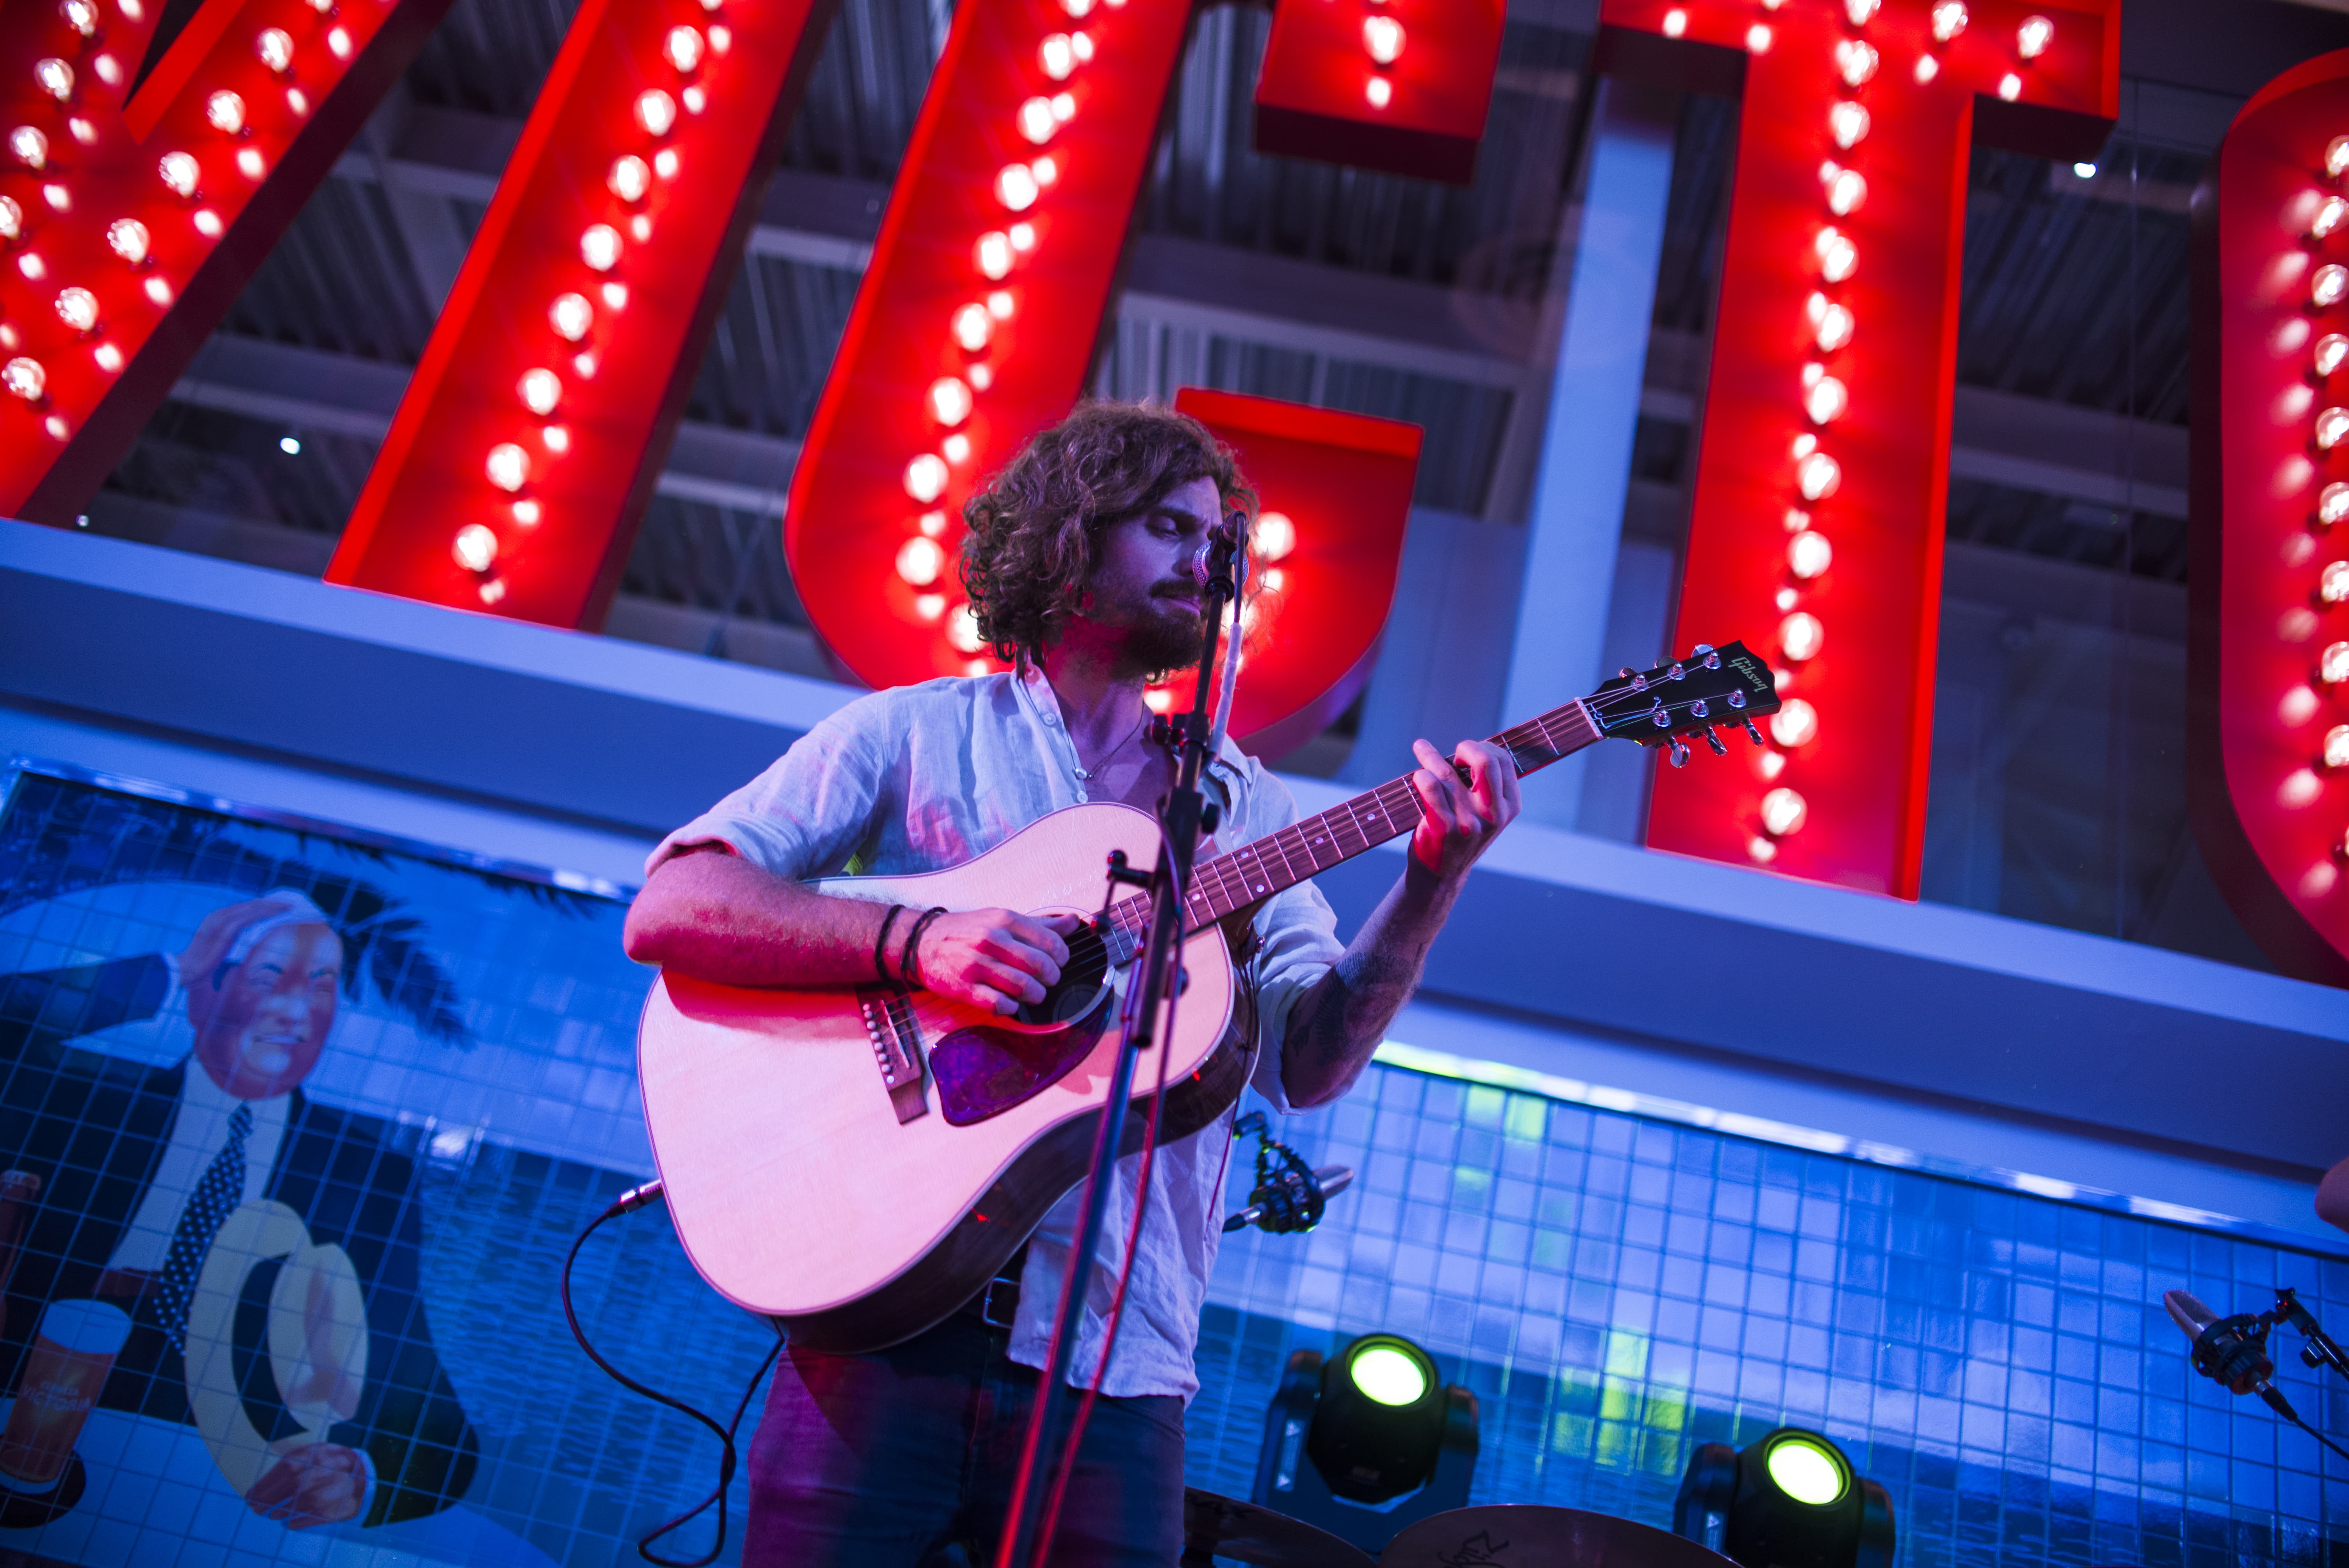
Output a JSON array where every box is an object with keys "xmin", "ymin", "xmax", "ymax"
[
  {"xmin": 2322, "ymin": 641, "xmax": 2349, "ymax": 682},
  {"xmin": 1050, "ymin": 93, "xmax": 1075, "ymax": 124},
  {"xmin": 519, "ymin": 367, "xmax": 561, "ymax": 415},
  {"xmin": 1931, "ymin": 0, "xmax": 1967, "ymax": 41},
  {"xmin": 1019, "ymin": 96, "xmax": 1058, "ymax": 143},
  {"xmin": 653, "ymin": 148, "xmax": 680, "ymax": 179},
  {"xmin": 1914, "ymin": 53, "xmax": 1939, "ymax": 83},
  {"xmin": 976, "ymin": 230, "xmax": 1012, "ymax": 280},
  {"xmin": 1662, "ymin": 9, "xmax": 1686, "ymax": 37},
  {"xmin": 485, "ymin": 443, "xmax": 529, "ymax": 492},
  {"xmin": 995, "ymin": 163, "xmax": 1039, "ymax": 211},
  {"xmin": 1041, "ymin": 34, "xmax": 1076, "ymax": 79},
  {"xmin": 1788, "ymin": 530, "xmax": 1833, "ymax": 578},
  {"xmin": 1836, "ymin": 40, "xmax": 1878, "ymax": 87},
  {"xmin": 16, "ymin": 253, "xmax": 42, "ymax": 280},
  {"xmin": 54, "ymin": 287, "xmax": 96, "ymax": 332},
  {"xmin": 120, "ymin": 0, "xmax": 142, "ymax": 17},
  {"xmin": 0, "ymin": 198, "xmax": 16, "ymax": 242},
  {"xmin": 904, "ymin": 453, "xmax": 948, "ymax": 502},
  {"xmin": 2317, "ymin": 198, "xmax": 2349, "ymax": 240},
  {"xmin": 1748, "ymin": 836, "xmax": 1778, "ymax": 864},
  {"xmin": 1064, "ymin": 0, "xmax": 1094, "ymax": 13},
  {"xmin": 1846, "ymin": 0, "xmax": 1879, "ymax": 22},
  {"xmin": 1263, "ymin": 567, "xmax": 1286, "ymax": 593},
  {"xmin": 93, "ymin": 53, "xmax": 120, "ymax": 84},
  {"xmin": 206, "ymin": 90, "xmax": 244, "ymax": 134},
  {"xmin": 542, "ymin": 424, "xmax": 569, "ymax": 453},
  {"xmin": 967, "ymin": 363, "xmax": 992, "ymax": 390},
  {"xmin": 608, "ymin": 156, "xmax": 652, "ymax": 204},
  {"xmin": 636, "ymin": 90, "xmax": 677, "ymax": 136},
  {"xmin": 1826, "ymin": 168, "xmax": 1867, "ymax": 216},
  {"xmin": 929, "ymin": 375, "xmax": 973, "ymax": 426},
  {"xmin": 143, "ymin": 275, "xmax": 170, "ymax": 304},
  {"xmin": 1786, "ymin": 506, "xmax": 1812, "ymax": 533},
  {"xmin": 3, "ymin": 357, "xmax": 45, "ymax": 401},
  {"xmin": 953, "ymin": 303, "xmax": 992, "ymax": 351},
  {"xmin": 2319, "ymin": 266, "xmax": 2349, "ymax": 309},
  {"xmin": 703, "ymin": 24, "xmax": 730, "ymax": 54},
  {"xmin": 942, "ymin": 432, "xmax": 971, "ymax": 463},
  {"xmin": 2318, "ymin": 408, "xmax": 2349, "ymax": 450},
  {"xmin": 896, "ymin": 535, "xmax": 946, "ymax": 587},
  {"xmin": 1365, "ymin": 77, "xmax": 1391, "ymax": 108},
  {"xmin": 947, "ymin": 603, "xmax": 984, "ymax": 654},
  {"xmin": 1797, "ymin": 451, "xmax": 1842, "ymax": 501},
  {"xmin": 1779, "ymin": 612, "xmax": 1825, "ymax": 662},
  {"xmin": 1759, "ymin": 787, "xmax": 1809, "ymax": 837},
  {"xmin": 1255, "ymin": 510, "xmax": 1296, "ymax": 561},
  {"xmin": 1817, "ymin": 229, "xmax": 1857, "ymax": 282},
  {"xmin": 1998, "ymin": 72, "xmax": 2021, "ymax": 101},
  {"xmin": 2017, "ymin": 15, "xmax": 2053, "ymax": 58},
  {"xmin": 2320, "ymin": 335, "xmax": 2349, "ymax": 377},
  {"xmin": 666, "ymin": 25, "xmax": 704, "ymax": 71},
  {"xmin": 549, "ymin": 292, "xmax": 593, "ymax": 341},
  {"xmin": 235, "ymin": 146, "xmax": 264, "ymax": 178},
  {"xmin": 42, "ymin": 413, "xmax": 65, "ymax": 438},
  {"xmin": 38, "ymin": 185, "xmax": 66, "ymax": 214},
  {"xmin": 160, "ymin": 151, "xmax": 198, "ymax": 196},
  {"xmin": 193, "ymin": 209, "xmax": 222, "ymax": 237},
  {"xmin": 256, "ymin": 27, "xmax": 293, "ymax": 72},
  {"xmin": 2323, "ymin": 482, "xmax": 2349, "ymax": 526},
  {"xmin": 1746, "ymin": 23, "xmax": 1771, "ymax": 52},
  {"xmin": 1829, "ymin": 101, "xmax": 1870, "ymax": 150},
  {"xmin": 513, "ymin": 499, "xmax": 542, "ymax": 525},
  {"xmin": 2328, "ymin": 725, "xmax": 2349, "ymax": 768},
  {"xmin": 93, "ymin": 342, "xmax": 121, "ymax": 371},
  {"xmin": 1031, "ymin": 155, "xmax": 1057, "ymax": 187},
  {"xmin": 580, "ymin": 224, "xmax": 622, "ymax": 271},
  {"xmin": 61, "ymin": 0, "xmax": 98, "ymax": 36},
  {"xmin": 1804, "ymin": 375, "xmax": 1848, "ymax": 425},
  {"xmin": 680, "ymin": 84, "xmax": 706, "ymax": 115},
  {"xmin": 2332, "ymin": 137, "xmax": 2349, "ymax": 180},
  {"xmin": 918, "ymin": 510, "xmax": 948, "ymax": 538},
  {"xmin": 287, "ymin": 88, "xmax": 308, "ymax": 116},
  {"xmin": 2324, "ymin": 560, "xmax": 2349, "ymax": 602},
  {"xmin": 630, "ymin": 215, "xmax": 651, "ymax": 242},
  {"xmin": 35, "ymin": 59, "xmax": 74, "ymax": 102},
  {"xmin": 1770, "ymin": 698, "xmax": 1818, "ymax": 747},
  {"xmin": 1363, "ymin": 15, "xmax": 1404, "ymax": 63},
  {"xmin": 601, "ymin": 281, "xmax": 627, "ymax": 310},
  {"xmin": 327, "ymin": 26, "xmax": 351, "ymax": 57},
  {"xmin": 452, "ymin": 524, "xmax": 499, "ymax": 572},
  {"xmin": 11, "ymin": 127, "xmax": 48, "ymax": 170},
  {"xmin": 1010, "ymin": 221, "xmax": 1036, "ymax": 251},
  {"xmin": 915, "ymin": 591, "xmax": 946, "ymax": 620},
  {"xmin": 68, "ymin": 118, "xmax": 94, "ymax": 144},
  {"xmin": 1814, "ymin": 301, "xmax": 1855, "ymax": 353},
  {"xmin": 1070, "ymin": 29, "xmax": 1093, "ymax": 61}
]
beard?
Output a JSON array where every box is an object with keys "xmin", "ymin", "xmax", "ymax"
[{"xmin": 1114, "ymin": 592, "xmax": 1207, "ymax": 680}]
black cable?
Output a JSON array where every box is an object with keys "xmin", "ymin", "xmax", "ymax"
[
  {"xmin": 561, "ymin": 1180, "xmax": 784, "ymax": 1568},
  {"xmin": 2283, "ymin": 1406, "xmax": 2349, "ymax": 1466}
]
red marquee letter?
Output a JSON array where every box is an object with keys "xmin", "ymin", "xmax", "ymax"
[
  {"xmin": 2191, "ymin": 48, "xmax": 2349, "ymax": 987},
  {"xmin": 0, "ymin": 0, "xmax": 449, "ymax": 520},
  {"xmin": 1602, "ymin": 0, "xmax": 2117, "ymax": 897}
]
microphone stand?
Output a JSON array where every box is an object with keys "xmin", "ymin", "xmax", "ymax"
[{"xmin": 997, "ymin": 530, "xmax": 1244, "ymax": 1568}]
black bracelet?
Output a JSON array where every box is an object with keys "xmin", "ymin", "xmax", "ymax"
[
  {"xmin": 901, "ymin": 907, "xmax": 948, "ymax": 988},
  {"xmin": 872, "ymin": 903, "xmax": 907, "ymax": 986}
]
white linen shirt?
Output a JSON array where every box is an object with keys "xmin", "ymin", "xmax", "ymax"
[{"xmin": 645, "ymin": 665, "xmax": 1344, "ymax": 1399}]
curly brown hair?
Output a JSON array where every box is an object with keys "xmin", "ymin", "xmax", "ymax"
[{"xmin": 959, "ymin": 401, "xmax": 1255, "ymax": 666}]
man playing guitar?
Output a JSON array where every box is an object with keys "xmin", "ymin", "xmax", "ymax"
[{"xmin": 622, "ymin": 402, "xmax": 1520, "ymax": 1566}]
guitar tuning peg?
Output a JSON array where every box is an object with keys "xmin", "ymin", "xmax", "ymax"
[
  {"xmin": 1742, "ymin": 717, "xmax": 1765, "ymax": 746},
  {"xmin": 1703, "ymin": 727, "xmax": 1728, "ymax": 756},
  {"xmin": 1691, "ymin": 643, "xmax": 1715, "ymax": 655},
  {"xmin": 1668, "ymin": 737, "xmax": 1690, "ymax": 768},
  {"xmin": 1620, "ymin": 666, "xmax": 1637, "ymax": 679}
]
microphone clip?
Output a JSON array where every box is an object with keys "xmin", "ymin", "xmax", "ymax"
[{"xmin": 1223, "ymin": 1111, "xmax": 1334, "ymax": 1235}]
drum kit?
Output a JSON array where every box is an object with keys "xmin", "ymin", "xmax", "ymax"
[{"xmin": 1181, "ymin": 1490, "xmax": 1736, "ymax": 1568}]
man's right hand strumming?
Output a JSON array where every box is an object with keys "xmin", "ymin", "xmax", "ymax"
[{"xmin": 912, "ymin": 909, "xmax": 1080, "ymax": 1016}]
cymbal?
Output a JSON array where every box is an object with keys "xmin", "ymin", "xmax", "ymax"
[
  {"xmin": 1376, "ymin": 1506, "xmax": 1738, "ymax": 1568},
  {"xmin": 1181, "ymin": 1489, "xmax": 1376, "ymax": 1568}
]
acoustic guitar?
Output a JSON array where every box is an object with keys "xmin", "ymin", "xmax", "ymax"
[{"xmin": 637, "ymin": 643, "xmax": 1780, "ymax": 1352}]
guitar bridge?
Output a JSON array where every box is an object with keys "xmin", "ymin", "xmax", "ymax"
[{"xmin": 858, "ymin": 985, "xmax": 929, "ymax": 1124}]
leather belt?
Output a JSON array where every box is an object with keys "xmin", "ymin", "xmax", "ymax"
[{"xmin": 959, "ymin": 1244, "xmax": 1027, "ymax": 1331}]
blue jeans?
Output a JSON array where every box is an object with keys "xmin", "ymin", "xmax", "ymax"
[{"xmin": 744, "ymin": 1311, "xmax": 1187, "ymax": 1567}]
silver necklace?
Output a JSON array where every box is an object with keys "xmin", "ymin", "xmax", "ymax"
[{"xmin": 1071, "ymin": 710, "xmax": 1151, "ymax": 782}]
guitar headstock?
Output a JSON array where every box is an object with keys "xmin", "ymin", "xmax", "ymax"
[{"xmin": 1585, "ymin": 641, "xmax": 1782, "ymax": 766}]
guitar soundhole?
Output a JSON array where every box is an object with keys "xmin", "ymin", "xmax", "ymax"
[{"xmin": 1009, "ymin": 921, "xmax": 1112, "ymax": 1028}]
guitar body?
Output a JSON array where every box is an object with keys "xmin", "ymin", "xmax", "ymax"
[{"xmin": 637, "ymin": 801, "xmax": 1240, "ymax": 1353}]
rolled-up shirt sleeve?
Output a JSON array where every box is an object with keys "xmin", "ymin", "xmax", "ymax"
[
  {"xmin": 1232, "ymin": 768, "xmax": 1345, "ymax": 1115},
  {"xmin": 643, "ymin": 696, "xmax": 896, "ymax": 881}
]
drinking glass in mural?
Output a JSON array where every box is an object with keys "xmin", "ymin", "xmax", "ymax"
[{"xmin": 0, "ymin": 1300, "xmax": 130, "ymax": 1491}]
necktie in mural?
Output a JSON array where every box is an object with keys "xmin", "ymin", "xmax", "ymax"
[{"xmin": 155, "ymin": 1102, "xmax": 252, "ymax": 1355}]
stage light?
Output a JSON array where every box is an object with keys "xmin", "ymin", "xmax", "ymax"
[
  {"xmin": 12, "ymin": 127, "xmax": 49, "ymax": 170},
  {"xmin": 160, "ymin": 151, "xmax": 199, "ymax": 196},
  {"xmin": 1829, "ymin": 102, "xmax": 1869, "ymax": 150},
  {"xmin": 1255, "ymin": 510, "xmax": 1296, "ymax": 561},
  {"xmin": 1780, "ymin": 612, "xmax": 1824, "ymax": 661},
  {"xmin": 54, "ymin": 287, "xmax": 96, "ymax": 332},
  {"xmin": 35, "ymin": 59, "xmax": 74, "ymax": 103},
  {"xmin": 3, "ymin": 358, "xmax": 46, "ymax": 401},
  {"xmin": 1931, "ymin": 1, "xmax": 1967, "ymax": 42},
  {"xmin": 1252, "ymin": 1333, "xmax": 1477, "ymax": 1555},
  {"xmin": 1770, "ymin": 698, "xmax": 1818, "ymax": 747},
  {"xmin": 1675, "ymin": 1426, "xmax": 1895, "ymax": 1568},
  {"xmin": 2018, "ymin": 15, "xmax": 2053, "ymax": 58},
  {"xmin": 207, "ymin": 90, "xmax": 245, "ymax": 134}
]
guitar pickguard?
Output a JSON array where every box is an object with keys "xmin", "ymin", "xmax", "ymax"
[{"xmin": 931, "ymin": 984, "xmax": 1113, "ymax": 1127}]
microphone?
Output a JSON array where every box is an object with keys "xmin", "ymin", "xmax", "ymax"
[
  {"xmin": 1223, "ymin": 1165, "xmax": 1351, "ymax": 1235},
  {"xmin": 1189, "ymin": 513, "xmax": 1249, "ymax": 593},
  {"xmin": 2164, "ymin": 1289, "xmax": 2305, "ymax": 1423}
]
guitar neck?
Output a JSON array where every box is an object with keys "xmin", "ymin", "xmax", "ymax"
[{"xmin": 1099, "ymin": 696, "xmax": 1602, "ymax": 955}]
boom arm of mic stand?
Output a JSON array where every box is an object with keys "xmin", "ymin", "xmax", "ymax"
[{"xmin": 2276, "ymin": 1288, "xmax": 2349, "ymax": 1384}]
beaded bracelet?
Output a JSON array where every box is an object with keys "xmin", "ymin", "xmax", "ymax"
[
  {"xmin": 871, "ymin": 904, "xmax": 907, "ymax": 986},
  {"xmin": 900, "ymin": 906, "xmax": 949, "ymax": 988}
]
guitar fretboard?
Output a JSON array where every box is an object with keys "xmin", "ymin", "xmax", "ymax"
[{"xmin": 1096, "ymin": 695, "xmax": 1601, "ymax": 963}]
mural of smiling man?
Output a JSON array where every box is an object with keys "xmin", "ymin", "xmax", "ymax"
[{"xmin": 0, "ymin": 889, "xmax": 478, "ymax": 1531}]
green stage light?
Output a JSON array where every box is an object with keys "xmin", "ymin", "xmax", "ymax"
[
  {"xmin": 1349, "ymin": 1344, "xmax": 1429, "ymax": 1407},
  {"xmin": 1675, "ymin": 1426, "xmax": 1893, "ymax": 1568},
  {"xmin": 1763, "ymin": 1433, "xmax": 1848, "ymax": 1506}
]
